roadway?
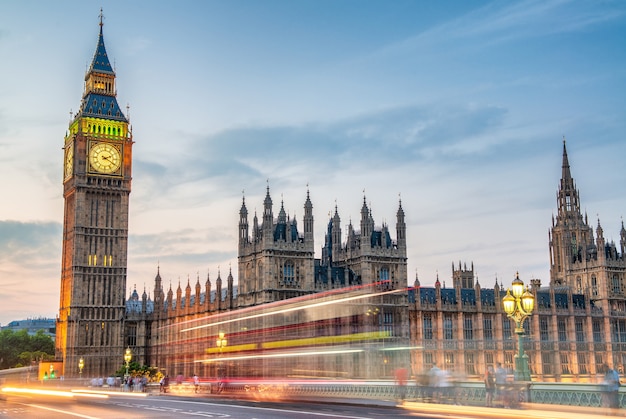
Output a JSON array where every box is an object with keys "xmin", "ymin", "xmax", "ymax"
[{"xmin": 1, "ymin": 386, "xmax": 624, "ymax": 418}]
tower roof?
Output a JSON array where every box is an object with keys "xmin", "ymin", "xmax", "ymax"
[
  {"xmin": 76, "ymin": 12, "xmax": 128, "ymax": 123},
  {"xmin": 561, "ymin": 138, "xmax": 573, "ymax": 186},
  {"xmin": 90, "ymin": 15, "xmax": 114, "ymax": 75}
]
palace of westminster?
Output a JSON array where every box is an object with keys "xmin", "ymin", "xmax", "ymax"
[{"xmin": 55, "ymin": 17, "xmax": 626, "ymax": 383}]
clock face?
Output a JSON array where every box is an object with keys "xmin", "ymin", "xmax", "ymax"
[
  {"xmin": 65, "ymin": 144, "xmax": 74, "ymax": 179},
  {"xmin": 89, "ymin": 142, "xmax": 122, "ymax": 174}
]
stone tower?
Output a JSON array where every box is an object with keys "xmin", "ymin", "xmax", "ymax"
[
  {"xmin": 549, "ymin": 139, "xmax": 626, "ymax": 310},
  {"xmin": 320, "ymin": 195, "xmax": 408, "ymax": 290},
  {"xmin": 56, "ymin": 13, "xmax": 133, "ymax": 378},
  {"xmin": 237, "ymin": 185, "xmax": 316, "ymax": 306}
]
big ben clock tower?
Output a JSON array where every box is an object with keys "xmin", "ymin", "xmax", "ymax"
[{"xmin": 56, "ymin": 13, "xmax": 133, "ymax": 378}]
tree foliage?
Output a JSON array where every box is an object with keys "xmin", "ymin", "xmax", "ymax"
[{"xmin": 0, "ymin": 329, "xmax": 55, "ymax": 369}]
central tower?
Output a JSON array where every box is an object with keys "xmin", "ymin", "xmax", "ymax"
[{"xmin": 56, "ymin": 14, "xmax": 133, "ymax": 378}]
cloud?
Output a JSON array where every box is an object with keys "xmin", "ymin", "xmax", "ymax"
[
  {"xmin": 188, "ymin": 102, "xmax": 509, "ymax": 175},
  {"xmin": 0, "ymin": 220, "xmax": 60, "ymax": 260},
  {"xmin": 378, "ymin": 0, "xmax": 626, "ymax": 56},
  {"xmin": 0, "ymin": 220, "xmax": 61, "ymax": 325}
]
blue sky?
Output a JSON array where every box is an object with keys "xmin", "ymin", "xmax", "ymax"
[{"xmin": 0, "ymin": 0, "xmax": 625, "ymax": 325}]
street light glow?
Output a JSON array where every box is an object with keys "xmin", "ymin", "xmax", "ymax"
[{"xmin": 502, "ymin": 272, "xmax": 535, "ymax": 382}]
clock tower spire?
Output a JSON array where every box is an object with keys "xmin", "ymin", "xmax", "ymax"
[{"xmin": 56, "ymin": 11, "xmax": 134, "ymax": 379}]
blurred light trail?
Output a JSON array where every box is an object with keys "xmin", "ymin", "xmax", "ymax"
[
  {"xmin": 199, "ymin": 348, "xmax": 364, "ymax": 363},
  {"xmin": 181, "ymin": 286, "xmax": 405, "ymax": 333}
]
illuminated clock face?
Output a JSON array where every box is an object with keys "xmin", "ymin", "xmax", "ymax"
[
  {"xmin": 89, "ymin": 142, "xmax": 121, "ymax": 174},
  {"xmin": 65, "ymin": 144, "xmax": 74, "ymax": 179}
]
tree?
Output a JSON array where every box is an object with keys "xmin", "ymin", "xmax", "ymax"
[{"xmin": 0, "ymin": 329, "xmax": 55, "ymax": 369}]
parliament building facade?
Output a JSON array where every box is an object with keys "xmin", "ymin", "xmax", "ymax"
[{"xmin": 56, "ymin": 18, "xmax": 625, "ymax": 383}]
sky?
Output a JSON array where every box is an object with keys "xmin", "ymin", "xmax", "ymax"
[{"xmin": 0, "ymin": 0, "xmax": 625, "ymax": 326}]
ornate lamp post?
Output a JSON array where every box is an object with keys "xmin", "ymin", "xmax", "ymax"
[
  {"xmin": 216, "ymin": 332, "xmax": 227, "ymax": 379},
  {"xmin": 502, "ymin": 272, "xmax": 535, "ymax": 381},
  {"xmin": 124, "ymin": 347, "xmax": 132, "ymax": 378},
  {"xmin": 78, "ymin": 357, "xmax": 84, "ymax": 380}
]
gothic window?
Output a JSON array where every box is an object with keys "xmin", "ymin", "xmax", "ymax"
[
  {"xmin": 423, "ymin": 314, "xmax": 433, "ymax": 340},
  {"xmin": 540, "ymin": 316, "xmax": 550, "ymax": 342},
  {"xmin": 575, "ymin": 318, "xmax": 586, "ymax": 347},
  {"xmin": 592, "ymin": 319, "xmax": 603, "ymax": 343},
  {"xmin": 379, "ymin": 267, "xmax": 389, "ymax": 282},
  {"xmin": 444, "ymin": 352, "xmax": 454, "ymax": 370},
  {"xmin": 612, "ymin": 275, "xmax": 621, "ymax": 294},
  {"xmin": 612, "ymin": 319, "xmax": 626, "ymax": 343},
  {"xmin": 463, "ymin": 316, "xmax": 473, "ymax": 340},
  {"xmin": 542, "ymin": 351, "xmax": 554, "ymax": 375},
  {"xmin": 577, "ymin": 353, "xmax": 588, "ymax": 374},
  {"xmin": 504, "ymin": 352, "xmax": 513, "ymax": 370},
  {"xmin": 503, "ymin": 318, "xmax": 512, "ymax": 341},
  {"xmin": 483, "ymin": 316, "xmax": 493, "ymax": 341},
  {"xmin": 591, "ymin": 275, "xmax": 598, "ymax": 297},
  {"xmin": 424, "ymin": 352, "xmax": 433, "ymax": 369},
  {"xmin": 595, "ymin": 353, "xmax": 605, "ymax": 372},
  {"xmin": 283, "ymin": 261, "xmax": 294, "ymax": 285},
  {"xmin": 465, "ymin": 353, "xmax": 476, "ymax": 375},
  {"xmin": 484, "ymin": 352, "xmax": 494, "ymax": 366},
  {"xmin": 383, "ymin": 312, "xmax": 393, "ymax": 335},
  {"xmin": 561, "ymin": 352, "xmax": 572, "ymax": 374},
  {"xmin": 127, "ymin": 323, "xmax": 137, "ymax": 347},
  {"xmin": 443, "ymin": 314, "xmax": 454, "ymax": 340},
  {"xmin": 558, "ymin": 318, "xmax": 567, "ymax": 342}
]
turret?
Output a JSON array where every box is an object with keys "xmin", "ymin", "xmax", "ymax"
[
  {"xmin": 205, "ymin": 271, "xmax": 212, "ymax": 310},
  {"xmin": 619, "ymin": 220, "xmax": 626, "ymax": 258},
  {"xmin": 227, "ymin": 267, "xmax": 234, "ymax": 310},
  {"xmin": 216, "ymin": 270, "xmax": 223, "ymax": 311},
  {"xmin": 263, "ymin": 184, "xmax": 273, "ymax": 242},
  {"xmin": 176, "ymin": 281, "xmax": 182, "ymax": 312},
  {"xmin": 239, "ymin": 195, "xmax": 249, "ymax": 247},
  {"xmin": 396, "ymin": 196, "xmax": 406, "ymax": 250},
  {"xmin": 360, "ymin": 195, "xmax": 372, "ymax": 250},
  {"xmin": 332, "ymin": 206, "xmax": 342, "ymax": 262},
  {"xmin": 195, "ymin": 274, "xmax": 201, "ymax": 310},
  {"xmin": 303, "ymin": 188, "xmax": 314, "ymax": 243}
]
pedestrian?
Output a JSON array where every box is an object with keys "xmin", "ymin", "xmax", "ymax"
[
  {"xmin": 603, "ymin": 364, "xmax": 620, "ymax": 414},
  {"xmin": 193, "ymin": 373, "xmax": 200, "ymax": 393},
  {"xmin": 428, "ymin": 364, "xmax": 441, "ymax": 402},
  {"xmin": 495, "ymin": 362, "xmax": 506, "ymax": 406},
  {"xmin": 394, "ymin": 367, "xmax": 408, "ymax": 402},
  {"xmin": 162, "ymin": 374, "xmax": 170, "ymax": 393},
  {"xmin": 484, "ymin": 365, "xmax": 495, "ymax": 407}
]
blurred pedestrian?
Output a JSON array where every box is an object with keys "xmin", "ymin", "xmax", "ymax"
[
  {"xmin": 394, "ymin": 367, "xmax": 408, "ymax": 402},
  {"xmin": 193, "ymin": 373, "xmax": 200, "ymax": 393},
  {"xmin": 428, "ymin": 364, "xmax": 441, "ymax": 402},
  {"xmin": 603, "ymin": 364, "xmax": 620, "ymax": 414},
  {"xmin": 484, "ymin": 365, "xmax": 495, "ymax": 407},
  {"xmin": 495, "ymin": 362, "xmax": 506, "ymax": 406}
]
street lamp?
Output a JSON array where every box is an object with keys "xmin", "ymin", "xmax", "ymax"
[
  {"xmin": 502, "ymin": 272, "xmax": 535, "ymax": 381},
  {"xmin": 78, "ymin": 357, "xmax": 84, "ymax": 380},
  {"xmin": 124, "ymin": 347, "xmax": 132, "ymax": 378},
  {"xmin": 216, "ymin": 332, "xmax": 227, "ymax": 379},
  {"xmin": 216, "ymin": 331, "xmax": 227, "ymax": 353}
]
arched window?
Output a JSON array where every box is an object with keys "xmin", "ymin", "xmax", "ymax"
[
  {"xmin": 591, "ymin": 275, "xmax": 598, "ymax": 297},
  {"xmin": 283, "ymin": 261, "xmax": 295, "ymax": 284},
  {"xmin": 612, "ymin": 275, "xmax": 621, "ymax": 295}
]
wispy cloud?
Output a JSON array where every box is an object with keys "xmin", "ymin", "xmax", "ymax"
[{"xmin": 379, "ymin": 0, "xmax": 626, "ymax": 55}]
